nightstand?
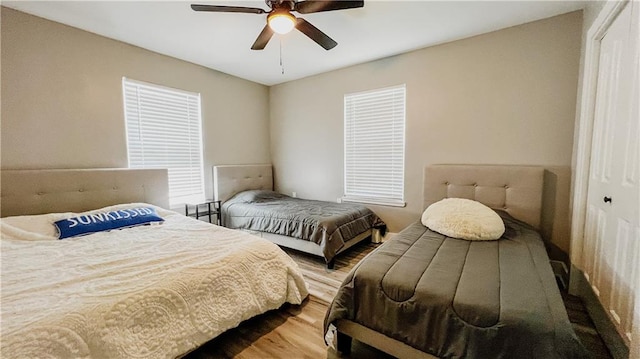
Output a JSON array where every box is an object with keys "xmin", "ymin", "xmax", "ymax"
[{"xmin": 185, "ymin": 199, "xmax": 221, "ymax": 225}]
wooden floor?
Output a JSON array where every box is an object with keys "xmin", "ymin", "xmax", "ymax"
[{"xmin": 186, "ymin": 241, "xmax": 612, "ymax": 359}]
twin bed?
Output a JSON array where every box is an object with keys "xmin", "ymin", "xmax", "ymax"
[
  {"xmin": 0, "ymin": 165, "xmax": 586, "ymax": 358},
  {"xmin": 213, "ymin": 164, "xmax": 385, "ymax": 268},
  {"xmin": 324, "ymin": 165, "xmax": 587, "ymax": 358}
]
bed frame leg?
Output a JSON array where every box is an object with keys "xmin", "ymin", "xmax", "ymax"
[
  {"xmin": 327, "ymin": 259, "xmax": 335, "ymax": 269},
  {"xmin": 336, "ymin": 331, "xmax": 352, "ymax": 354}
]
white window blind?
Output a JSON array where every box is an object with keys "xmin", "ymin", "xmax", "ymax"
[
  {"xmin": 344, "ymin": 85, "xmax": 406, "ymax": 206},
  {"xmin": 123, "ymin": 78, "xmax": 205, "ymax": 207}
]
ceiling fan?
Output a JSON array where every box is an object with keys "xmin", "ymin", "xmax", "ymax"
[{"xmin": 191, "ymin": 0, "xmax": 364, "ymax": 51}]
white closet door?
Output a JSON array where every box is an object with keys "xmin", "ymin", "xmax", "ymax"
[{"xmin": 583, "ymin": 2, "xmax": 639, "ymax": 347}]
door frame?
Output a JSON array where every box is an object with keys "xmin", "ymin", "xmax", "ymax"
[
  {"xmin": 570, "ymin": 1, "xmax": 638, "ymax": 357},
  {"xmin": 570, "ymin": 0, "xmax": 631, "ymax": 279}
]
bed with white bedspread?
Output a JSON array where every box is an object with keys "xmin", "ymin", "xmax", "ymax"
[{"xmin": 0, "ymin": 169, "xmax": 308, "ymax": 359}]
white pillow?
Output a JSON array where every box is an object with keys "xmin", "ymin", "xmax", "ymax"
[{"xmin": 421, "ymin": 198, "xmax": 505, "ymax": 241}]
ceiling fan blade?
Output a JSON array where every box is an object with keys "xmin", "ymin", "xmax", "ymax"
[
  {"xmin": 295, "ymin": 18, "xmax": 337, "ymax": 50},
  {"xmin": 191, "ymin": 4, "xmax": 266, "ymax": 14},
  {"xmin": 251, "ymin": 24, "xmax": 274, "ymax": 50},
  {"xmin": 294, "ymin": 0, "xmax": 363, "ymax": 14}
]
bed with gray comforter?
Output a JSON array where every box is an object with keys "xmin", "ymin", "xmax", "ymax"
[
  {"xmin": 324, "ymin": 212, "xmax": 587, "ymax": 358},
  {"xmin": 221, "ymin": 190, "xmax": 386, "ymax": 264}
]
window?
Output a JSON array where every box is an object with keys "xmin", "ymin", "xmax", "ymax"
[
  {"xmin": 344, "ymin": 85, "xmax": 406, "ymax": 207},
  {"xmin": 123, "ymin": 78, "xmax": 204, "ymax": 207}
]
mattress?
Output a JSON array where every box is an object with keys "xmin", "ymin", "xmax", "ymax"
[
  {"xmin": 222, "ymin": 190, "xmax": 386, "ymax": 262},
  {"xmin": 324, "ymin": 213, "xmax": 587, "ymax": 358},
  {"xmin": 0, "ymin": 203, "xmax": 309, "ymax": 359}
]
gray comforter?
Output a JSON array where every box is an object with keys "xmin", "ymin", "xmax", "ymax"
[
  {"xmin": 222, "ymin": 190, "xmax": 386, "ymax": 263},
  {"xmin": 324, "ymin": 213, "xmax": 587, "ymax": 358}
]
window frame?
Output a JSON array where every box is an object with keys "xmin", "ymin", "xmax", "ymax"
[
  {"xmin": 342, "ymin": 84, "xmax": 407, "ymax": 207},
  {"xmin": 122, "ymin": 77, "xmax": 205, "ymax": 208}
]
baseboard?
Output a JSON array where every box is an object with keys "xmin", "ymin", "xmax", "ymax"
[{"xmin": 571, "ymin": 266, "xmax": 629, "ymax": 359}]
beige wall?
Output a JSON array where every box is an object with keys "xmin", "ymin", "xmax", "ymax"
[
  {"xmin": 270, "ymin": 11, "xmax": 583, "ymax": 254},
  {"xmin": 1, "ymin": 7, "xmax": 585, "ymax": 254},
  {"xmin": 1, "ymin": 8, "xmax": 270, "ymax": 201},
  {"xmin": 571, "ymin": 1, "xmax": 606, "ymax": 175}
]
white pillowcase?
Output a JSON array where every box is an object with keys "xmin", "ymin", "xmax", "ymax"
[{"xmin": 421, "ymin": 198, "xmax": 505, "ymax": 241}]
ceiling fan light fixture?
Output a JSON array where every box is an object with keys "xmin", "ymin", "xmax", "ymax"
[
  {"xmin": 191, "ymin": 1, "xmax": 361, "ymax": 50},
  {"xmin": 268, "ymin": 11, "xmax": 296, "ymax": 34}
]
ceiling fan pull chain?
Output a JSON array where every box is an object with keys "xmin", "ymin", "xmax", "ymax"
[{"xmin": 280, "ymin": 38, "xmax": 285, "ymax": 74}]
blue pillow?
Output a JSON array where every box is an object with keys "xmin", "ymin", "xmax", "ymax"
[{"xmin": 55, "ymin": 207, "xmax": 164, "ymax": 239}]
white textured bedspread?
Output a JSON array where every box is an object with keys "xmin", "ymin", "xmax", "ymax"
[{"xmin": 0, "ymin": 203, "xmax": 309, "ymax": 359}]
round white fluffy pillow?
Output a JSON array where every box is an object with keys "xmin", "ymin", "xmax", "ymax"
[{"xmin": 421, "ymin": 198, "xmax": 505, "ymax": 241}]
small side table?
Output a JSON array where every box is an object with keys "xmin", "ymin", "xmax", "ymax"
[{"xmin": 185, "ymin": 199, "xmax": 221, "ymax": 225}]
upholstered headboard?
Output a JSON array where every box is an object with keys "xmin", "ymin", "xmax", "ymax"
[
  {"xmin": 424, "ymin": 165, "xmax": 544, "ymax": 229},
  {"xmin": 213, "ymin": 164, "xmax": 273, "ymax": 203},
  {"xmin": 1, "ymin": 168, "xmax": 169, "ymax": 217}
]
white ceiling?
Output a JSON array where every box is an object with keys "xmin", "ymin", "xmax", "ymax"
[{"xmin": 3, "ymin": 1, "xmax": 585, "ymax": 86}]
